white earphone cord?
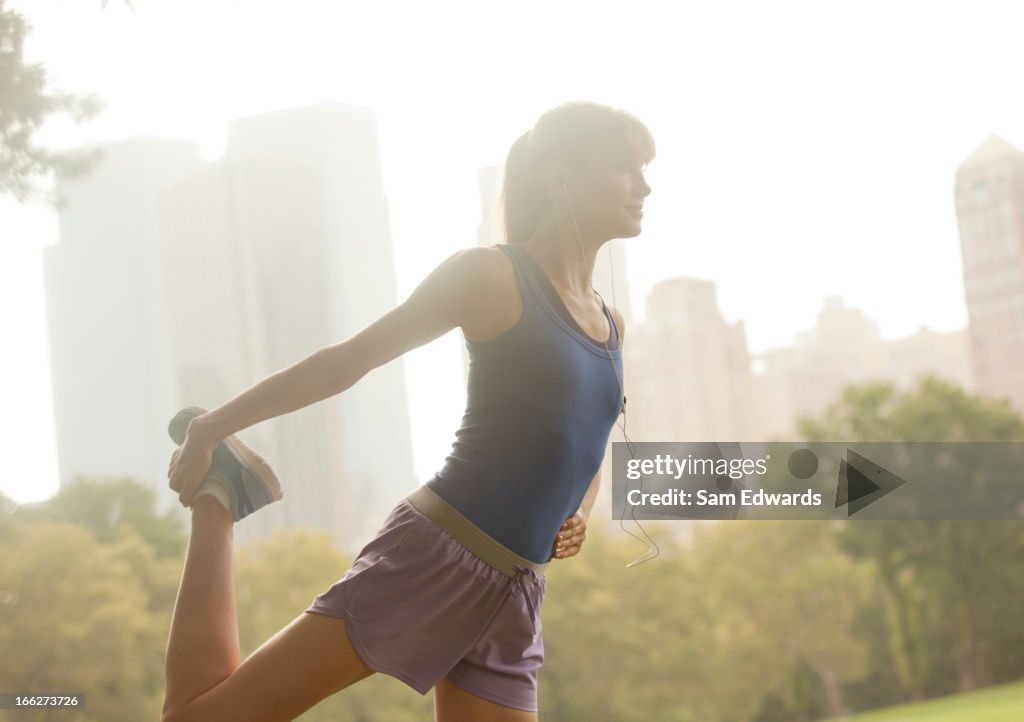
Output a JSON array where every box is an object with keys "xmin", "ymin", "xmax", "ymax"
[{"xmin": 562, "ymin": 183, "xmax": 660, "ymax": 567}]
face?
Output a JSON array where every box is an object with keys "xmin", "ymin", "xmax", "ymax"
[{"xmin": 569, "ymin": 139, "xmax": 652, "ymax": 240}]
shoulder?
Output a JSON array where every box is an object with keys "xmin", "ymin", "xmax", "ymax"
[
  {"xmin": 448, "ymin": 244, "xmax": 521, "ymax": 341},
  {"xmin": 456, "ymin": 244, "xmax": 512, "ymax": 279},
  {"xmin": 431, "ymin": 244, "xmax": 513, "ymax": 300}
]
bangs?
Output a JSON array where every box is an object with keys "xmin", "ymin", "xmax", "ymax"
[
  {"xmin": 621, "ymin": 118, "xmax": 656, "ymax": 167},
  {"xmin": 594, "ymin": 116, "xmax": 656, "ymax": 171}
]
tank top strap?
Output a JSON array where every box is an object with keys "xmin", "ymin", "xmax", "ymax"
[
  {"xmin": 497, "ymin": 243, "xmax": 542, "ymax": 310},
  {"xmin": 596, "ymin": 293, "xmax": 620, "ymax": 350},
  {"xmin": 502, "ymin": 243, "xmax": 621, "ymax": 355}
]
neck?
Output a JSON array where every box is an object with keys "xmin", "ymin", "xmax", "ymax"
[{"xmin": 521, "ymin": 216, "xmax": 604, "ymax": 299}]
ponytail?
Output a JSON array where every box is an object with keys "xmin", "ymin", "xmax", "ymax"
[{"xmin": 500, "ymin": 131, "xmax": 546, "ymax": 245}]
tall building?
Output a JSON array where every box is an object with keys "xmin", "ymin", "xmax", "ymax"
[
  {"xmin": 43, "ymin": 137, "xmax": 202, "ymax": 509},
  {"xmin": 161, "ymin": 103, "xmax": 416, "ymax": 551},
  {"xmin": 885, "ymin": 326, "xmax": 974, "ymax": 394},
  {"xmin": 954, "ymin": 134, "xmax": 1024, "ymax": 413},
  {"xmin": 752, "ymin": 298, "xmax": 973, "ymax": 439},
  {"xmin": 628, "ymin": 277, "xmax": 756, "ymax": 443},
  {"xmin": 753, "ymin": 296, "xmax": 888, "ymax": 439}
]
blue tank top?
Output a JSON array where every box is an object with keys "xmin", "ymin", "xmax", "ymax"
[{"xmin": 425, "ymin": 243, "xmax": 624, "ymax": 563}]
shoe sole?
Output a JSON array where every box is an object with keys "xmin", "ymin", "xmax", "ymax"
[{"xmin": 168, "ymin": 406, "xmax": 283, "ymax": 519}]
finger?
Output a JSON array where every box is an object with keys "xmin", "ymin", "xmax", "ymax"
[
  {"xmin": 181, "ymin": 483, "xmax": 196, "ymax": 507},
  {"xmin": 170, "ymin": 469, "xmax": 191, "ymax": 498},
  {"xmin": 555, "ymin": 532, "xmax": 581, "ymax": 554},
  {"xmin": 557, "ymin": 543, "xmax": 580, "ymax": 559}
]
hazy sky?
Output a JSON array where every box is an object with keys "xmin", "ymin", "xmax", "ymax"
[{"xmin": 3, "ymin": 0, "xmax": 1022, "ymax": 503}]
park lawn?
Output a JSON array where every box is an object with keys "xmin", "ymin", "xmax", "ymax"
[{"xmin": 830, "ymin": 680, "xmax": 1024, "ymax": 722}]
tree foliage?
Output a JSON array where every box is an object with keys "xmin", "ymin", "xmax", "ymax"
[
  {"xmin": 0, "ymin": 0, "xmax": 104, "ymax": 207},
  {"xmin": 0, "ymin": 516, "xmax": 167, "ymax": 721},
  {"xmin": 802, "ymin": 375, "xmax": 1024, "ymax": 701},
  {"xmin": 4, "ymin": 374, "xmax": 1024, "ymax": 721}
]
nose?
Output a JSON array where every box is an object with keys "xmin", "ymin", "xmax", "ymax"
[{"xmin": 632, "ymin": 173, "xmax": 651, "ymax": 199}]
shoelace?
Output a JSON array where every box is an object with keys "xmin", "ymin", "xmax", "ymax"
[{"xmin": 511, "ymin": 564, "xmax": 542, "ymax": 629}]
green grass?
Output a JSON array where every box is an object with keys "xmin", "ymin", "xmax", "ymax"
[{"xmin": 826, "ymin": 680, "xmax": 1024, "ymax": 722}]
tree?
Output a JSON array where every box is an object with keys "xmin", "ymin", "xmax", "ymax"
[
  {"xmin": 691, "ymin": 519, "xmax": 873, "ymax": 720},
  {"xmin": 0, "ymin": 516, "xmax": 167, "ymax": 721},
  {"xmin": 12, "ymin": 476, "xmax": 187, "ymax": 559},
  {"xmin": 0, "ymin": 0, "xmax": 105, "ymax": 207},
  {"xmin": 801, "ymin": 374, "xmax": 1024, "ymax": 699}
]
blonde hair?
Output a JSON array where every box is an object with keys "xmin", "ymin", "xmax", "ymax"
[{"xmin": 500, "ymin": 100, "xmax": 656, "ymax": 245}]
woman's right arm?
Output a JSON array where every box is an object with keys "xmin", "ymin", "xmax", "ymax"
[{"xmin": 186, "ymin": 246, "xmax": 501, "ymax": 446}]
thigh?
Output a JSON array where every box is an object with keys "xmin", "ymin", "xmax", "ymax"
[
  {"xmin": 163, "ymin": 611, "xmax": 375, "ymax": 722},
  {"xmin": 434, "ymin": 676, "xmax": 538, "ymax": 722}
]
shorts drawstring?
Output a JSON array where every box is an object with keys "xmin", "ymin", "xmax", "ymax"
[{"xmin": 511, "ymin": 564, "xmax": 542, "ymax": 629}]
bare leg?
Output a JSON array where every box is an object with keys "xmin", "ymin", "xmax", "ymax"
[
  {"xmin": 434, "ymin": 677, "xmax": 539, "ymax": 722},
  {"xmin": 163, "ymin": 495, "xmax": 239, "ymax": 715},
  {"xmin": 160, "ymin": 495, "xmax": 378, "ymax": 722}
]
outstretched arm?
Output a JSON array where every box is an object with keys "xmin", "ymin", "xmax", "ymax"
[{"xmin": 172, "ymin": 247, "xmax": 502, "ymax": 505}]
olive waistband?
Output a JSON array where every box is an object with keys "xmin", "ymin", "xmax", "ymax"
[{"xmin": 405, "ymin": 484, "xmax": 549, "ymax": 579}]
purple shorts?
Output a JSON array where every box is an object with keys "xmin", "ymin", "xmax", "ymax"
[{"xmin": 304, "ymin": 484, "xmax": 548, "ymax": 713}]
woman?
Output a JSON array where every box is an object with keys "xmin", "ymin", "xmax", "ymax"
[{"xmin": 162, "ymin": 99, "xmax": 654, "ymax": 722}]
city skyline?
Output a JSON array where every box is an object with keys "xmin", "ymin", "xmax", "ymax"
[{"xmin": 4, "ymin": 0, "xmax": 1023, "ymax": 504}]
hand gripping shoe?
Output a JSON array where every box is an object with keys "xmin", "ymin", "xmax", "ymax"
[{"xmin": 168, "ymin": 406, "xmax": 283, "ymax": 521}]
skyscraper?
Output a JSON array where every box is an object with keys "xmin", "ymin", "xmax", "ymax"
[
  {"xmin": 954, "ymin": 134, "xmax": 1024, "ymax": 413},
  {"xmin": 629, "ymin": 277, "xmax": 755, "ymax": 443},
  {"xmin": 162, "ymin": 103, "xmax": 416, "ymax": 551},
  {"xmin": 44, "ymin": 137, "xmax": 202, "ymax": 508}
]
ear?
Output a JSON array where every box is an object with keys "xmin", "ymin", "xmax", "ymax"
[{"xmin": 542, "ymin": 160, "xmax": 572, "ymax": 198}]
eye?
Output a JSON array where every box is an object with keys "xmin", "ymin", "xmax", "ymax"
[{"xmin": 614, "ymin": 159, "xmax": 646, "ymax": 174}]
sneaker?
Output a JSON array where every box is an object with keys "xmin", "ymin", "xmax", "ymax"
[{"xmin": 167, "ymin": 406, "xmax": 284, "ymax": 521}]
